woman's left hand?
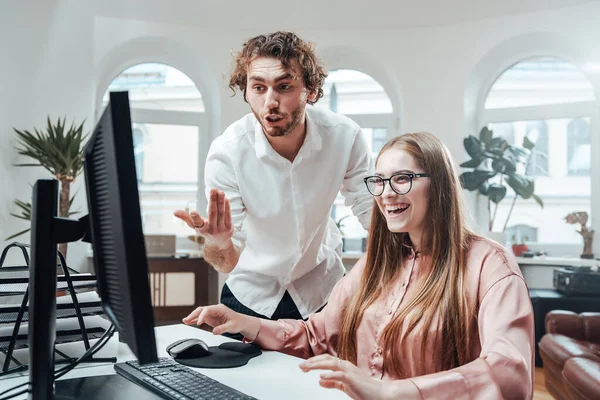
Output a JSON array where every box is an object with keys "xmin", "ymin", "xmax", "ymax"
[{"xmin": 299, "ymin": 354, "xmax": 390, "ymax": 400}]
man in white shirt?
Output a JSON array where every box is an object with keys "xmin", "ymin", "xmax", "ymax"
[{"xmin": 175, "ymin": 31, "xmax": 373, "ymax": 333}]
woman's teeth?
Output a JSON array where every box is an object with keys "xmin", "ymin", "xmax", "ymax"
[{"xmin": 385, "ymin": 204, "xmax": 409, "ymax": 215}]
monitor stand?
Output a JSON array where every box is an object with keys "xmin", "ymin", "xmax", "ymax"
[{"xmin": 54, "ymin": 375, "xmax": 162, "ymax": 400}]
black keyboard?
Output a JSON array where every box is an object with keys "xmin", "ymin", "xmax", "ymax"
[{"xmin": 114, "ymin": 358, "xmax": 257, "ymax": 400}]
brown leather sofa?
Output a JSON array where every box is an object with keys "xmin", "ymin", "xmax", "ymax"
[{"xmin": 538, "ymin": 310, "xmax": 600, "ymax": 400}]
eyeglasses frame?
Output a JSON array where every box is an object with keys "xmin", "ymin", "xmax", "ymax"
[{"xmin": 363, "ymin": 172, "xmax": 431, "ymax": 196}]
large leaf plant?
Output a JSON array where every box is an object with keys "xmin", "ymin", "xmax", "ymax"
[
  {"xmin": 459, "ymin": 127, "xmax": 544, "ymax": 232},
  {"xmin": 7, "ymin": 117, "xmax": 87, "ymax": 257}
]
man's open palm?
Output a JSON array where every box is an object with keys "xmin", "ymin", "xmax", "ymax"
[{"xmin": 174, "ymin": 188, "xmax": 234, "ymax": 247}]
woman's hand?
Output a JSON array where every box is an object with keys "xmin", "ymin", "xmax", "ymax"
[
  {"xmin": 182, "ymin": 304, "xmax": 261, "ymax": 341},
  {"xmin": 299, "ymin": 354, "xmax": 420, "ymax": 400}
]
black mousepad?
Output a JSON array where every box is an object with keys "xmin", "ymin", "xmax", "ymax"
[{"xmin": 173, "ymin": 342, "xmax": 262, "ymax": 368}]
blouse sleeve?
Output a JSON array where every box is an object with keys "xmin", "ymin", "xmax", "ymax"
[
  {"xmin": 250, "ymin": 256, "xmax": 367, "ymax": 359},
  {"xmin": 406, "ymin": 274, "xmax": 535, "ymax": 399}
]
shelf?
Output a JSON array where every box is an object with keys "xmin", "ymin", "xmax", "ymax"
[
  {"xmin": 0, "ymin": 327, "xmax": 107, "ymax": 351},
  {"xmin": 0, "ymin": 266, "xmax": 97, "ymax": 296},
  {"xmin": 516, "ymin": 256, "xmax": 600, "ymax": 267},
  {"xmin": 0, "ymin": 301, "xmax": 104, "ymax": 325}
]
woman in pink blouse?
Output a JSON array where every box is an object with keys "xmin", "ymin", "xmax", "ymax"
[{"xmin": 183, "ymin": 132, "xmax": 535, "ymax": 400}]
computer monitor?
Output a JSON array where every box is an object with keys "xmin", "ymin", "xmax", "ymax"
[{"xmin": 28, "ymin": 91, "xmax": 157, "ymax": 399}]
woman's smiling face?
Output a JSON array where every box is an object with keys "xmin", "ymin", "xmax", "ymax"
[{"xmin": 374, "ymin": 147, "xmax": 430, "ymax": 244}]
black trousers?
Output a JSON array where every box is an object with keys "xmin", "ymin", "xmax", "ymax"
[{"xmin": 220, "ymin": 283, "xmax": 304, "ymax": 341}]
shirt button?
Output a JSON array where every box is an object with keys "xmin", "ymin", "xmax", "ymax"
[
  {"xmin": 402, "ymin": 282, "xmax": 407, "ymax": 287},
  {"xmin": 388, "ymin": 309, "xmax": 392, "ymax": 315}
]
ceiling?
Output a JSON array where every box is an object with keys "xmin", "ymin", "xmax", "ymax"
[{"xmin": 88, "ymin": 0, "xmax": 597, "ymax": 32}]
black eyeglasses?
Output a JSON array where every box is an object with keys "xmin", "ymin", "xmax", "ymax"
[{"xmin": 363, "ymin": 173, "xmax": 430, "ymax": 196}]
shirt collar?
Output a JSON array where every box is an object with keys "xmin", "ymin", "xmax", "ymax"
[
  {"xmin": 402, "ymin": 242, "xmax": 421, "ymax": 259},
  {"xmin": 253, "ymin": 107, "xmax": 323, "ymax": 161}
]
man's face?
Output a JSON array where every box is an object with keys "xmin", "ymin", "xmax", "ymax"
[{"xmin": 246, "ymin": 57, "xmax": 317, "ymax": 138}]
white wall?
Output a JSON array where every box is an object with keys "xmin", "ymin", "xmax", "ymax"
[
  {"xmin": 0, "ymin": 1, "xmax": 95, "ymax": 268},
  {"xmin": 2, "ymin": 1, "xmax": 600, "ymax": 274}
]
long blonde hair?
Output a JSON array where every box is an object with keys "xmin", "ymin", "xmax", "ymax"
[{"xmin": 338, "ymin": 132, "xmax": 475, "ymax": 377}]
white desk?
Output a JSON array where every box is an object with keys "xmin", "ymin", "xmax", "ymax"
[{"xmin": 0, "ymin": 324, "xmax": 349, "ymax": 399}]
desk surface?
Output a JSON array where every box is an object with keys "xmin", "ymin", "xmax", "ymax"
[{"xmin": 0, "ymin": 324, "xmax": 349, "ymax": 399}]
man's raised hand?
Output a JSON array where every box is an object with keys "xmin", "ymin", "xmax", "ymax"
[{"xmin": 174, "ymin": 188, "xmax": 234, "ymax": 248}]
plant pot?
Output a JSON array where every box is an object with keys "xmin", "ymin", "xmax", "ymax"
[{"xmin": 512, "ymin": 244, "xmax": 528, "ymax": 257}]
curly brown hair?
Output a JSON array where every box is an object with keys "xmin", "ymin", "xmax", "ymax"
[{"xmin": 229, "ymin": 31, "xmax": 327, "ymax": 105}]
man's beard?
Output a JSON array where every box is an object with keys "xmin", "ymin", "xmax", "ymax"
[{"xmin": 255, "ymin": 102, "xmax": 305, "ymax": 138}]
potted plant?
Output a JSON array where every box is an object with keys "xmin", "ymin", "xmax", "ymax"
[
  {"xmin": 459, "ymin": 127, "xmax": 544, "ymax": 238},
  {"xmin": 511, "ymin": 235, "xmax": 529, "ymax": 257},
  {"xmin": 564, "ymin": 211, "xmax": 595, "ymax": 259},
  {"xmin": 7, "ymin": 117, "xmax": 88, "ymax": 258}
]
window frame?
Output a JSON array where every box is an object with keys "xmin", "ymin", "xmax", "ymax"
[{"xmin": 477, "ymin": 65, "xmax": 598, "ymax": 252}]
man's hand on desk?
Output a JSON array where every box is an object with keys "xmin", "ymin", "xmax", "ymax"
[
  {"xmin": 174, "ymin": 188, "xmax": 234, "ymax": 248},
  {"xmin": 182, "ymin": 304, "xmax": 261, "ymax": 341},
  {"xmin": 300, "ymin": 354, "xmax": 419, "ymax": 400}
]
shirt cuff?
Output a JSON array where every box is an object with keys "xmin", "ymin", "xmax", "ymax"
[{"xmin": 247, "ymin": 319, "xmax": 287, "ymax": 351}]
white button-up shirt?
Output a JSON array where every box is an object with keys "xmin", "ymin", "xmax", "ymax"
[{"xmin": 204, "ymin": 106, "xmax": 374, "ymax": 318}]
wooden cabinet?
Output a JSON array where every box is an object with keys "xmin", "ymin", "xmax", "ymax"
[{"xmin": 148, "ymin": 257, "xmax": 219, "ymax": 326}]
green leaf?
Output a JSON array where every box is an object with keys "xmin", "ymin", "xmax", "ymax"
[
  {"xmin": 13, "ymin": 116, "xmax": 88, "ymax": 179},
  {"xmin": 459, "ymin": 170, "xmax": 496, "ymax": 191},
  {"xmin": 532, "ymin": 194, "xmax": 544, "ymax": 208},
  {"xmin": 5, "ymin": 228, "xmax": 31, "ymax": 241},
  {"xmin": 491, "ymin": 157, "xmax": 516, "ymax": 174},
  {"xmin": 14, "ymin": 200, "xmax": 32, "ymax": 219},
  {"xmin": 479, "ymin": 127, "xmax": 493, "ymax": 145},
  {"xmin": 505, "ymin": 175, "xmax": 535, "ymax": 199},
  {"xmin": 523, "ymin": 136, "xmax": 535, "ymax": 150},
  {"xmin": 478, "ymin": 182, "xmax": 489, "ymax": 196},
  {"xmin": 488, "ymin": 183, "xmax": 507, "ymax": 204},
  {"xmin": 460, "ymin": 158, "xmax": 482, "ymax": 168},
  {"xmin": 463, "ymin": 136, "xmax": 486, "ymax": 159},
  {"xmin": 485, "ymin": 137, "xmax": 509, "ymax": 156},
  {"xmin": 9, "ymin": 213, "xmax": 31, "ymax": 221},
  {"xmin": 13, "ymin": 163, "xmax": 43, "ymax": 167}
]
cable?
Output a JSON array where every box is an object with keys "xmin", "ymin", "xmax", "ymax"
[
  {"xmin": 54, "ymin": 324, "xmax": 116, "ymax": 379},
  {"xmin": 0, "ymin": 325, "xmax": 115, "ymax": 400},
  {"xmin": 0, "ymin": 324, "xmax": 116, "ymax": 400}
]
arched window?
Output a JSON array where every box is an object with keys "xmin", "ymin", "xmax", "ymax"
[
  {"xmin": 316, "ymin": 69, "xmax": 393, "ymax": 247},
  {"xmin": 102, "ymin": 63, "xmax": 205, "ymax": 236},
  {"xmin": 482, "ymin": 57, "xmax": 595, "ymax": 246},
  {"xmin": 567, "ymin": 118, "xmax": 590, "ymax": 176}
]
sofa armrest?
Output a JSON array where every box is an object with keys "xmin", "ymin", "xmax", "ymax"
[
  {"xmin": 582, "ymin": 312, "xmax": 600, "ymax": 344},
  {"xmin": 545, "ymin": 310, "xmax": 600, "ymax": 343}
]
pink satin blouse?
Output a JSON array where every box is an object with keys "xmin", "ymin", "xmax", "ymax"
[{"xmin": 251, "ymin": 237, "xmax": 535, "ymax": 399}]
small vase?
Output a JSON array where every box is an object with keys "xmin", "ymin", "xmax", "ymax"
[
  {"xmin": 580, "ymin": 230, "xmax": 594, "ymax": 259},
  {"xmin": 512, "ymin": 244, "xmax": 528, "ymax": 257}
]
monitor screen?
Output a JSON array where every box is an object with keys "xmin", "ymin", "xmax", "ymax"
[{"xmin": 83, "ymin": 91, "xmax": 157, "ymax": 364}]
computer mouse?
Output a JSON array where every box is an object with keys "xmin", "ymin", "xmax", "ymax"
[{"xmin": 166, "ymin": 338, "xmax": 211, "ymax": 359}]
